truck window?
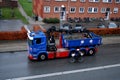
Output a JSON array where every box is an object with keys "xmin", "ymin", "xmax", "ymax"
[{"xmin": 35, "ymin": 38, "xmax": 41, "ymax": 44}]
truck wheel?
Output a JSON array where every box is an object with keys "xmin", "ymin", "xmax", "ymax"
[
  {"xmin": 88, "ymin": 49, "xmax": 95, "ymax": 56},
  {"xmin": 69, "ymin": 57, "xmax": 76, "ymax": 63},
  {"xmin": 77, "ymin": 57, "xmax": 84, "ymax": 63},
  {"xmin": 39, "ymin": 54, "xmax": 47, "ymax": 61}
]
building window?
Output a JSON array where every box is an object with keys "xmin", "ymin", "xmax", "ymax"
[
  {"xmin": 115, "ymin": 0, "xmax": 120, "ymax": 3},
  {"xmin": 55, "ymin": 0, "xmax": 67, "ymax": 1},
  {"xmin": 88, "ymin": 7, "xmax": 98, "ymax": 13},
  {"xmin": 101, "ymin": 8, "xmax": 106, "ymax": 13},
  {"xmin": 113, "ymin": 8, "xmax": 118, "ymax": 13},
  {"xmin": 70, "ymin": 7, "xmax": 76, "ymax": 13},
  {"xmin": 71, "ymin": 0, "xmax": 77, "ymax": 1},
  {"xmin": 103, "ymin": 0, "xmax": 112, "ymax": 3},
  {"xmin": 89, "ymin": 0, "xmax": 99, "ymax": 2},
  {"xmin": 79, "ymin": 7, "xmax": 85, "ymax": 13},
  {"xmin": 80, "ymin": 0, "xmax": 86, "ymax": 2},
  {"xmin": 45, "ymin": 0, "xmax": 50, "ymax": 1},
  {"xmin": 44, "ymin": 6, "xmax": 50, "ymax": 13},
  {"xmin": 54, "ymin": 6, "xmax": 60, "ymax": 13}
]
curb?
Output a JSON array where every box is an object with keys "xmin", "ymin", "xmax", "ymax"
[{"xmin": 0, "ymin": 50, "xmax": 27, "ymax": 53}]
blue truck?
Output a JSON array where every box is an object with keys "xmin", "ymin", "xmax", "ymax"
[{"xmin": 25, "ymin": 26, "xmax": 102, "ymax": 61}]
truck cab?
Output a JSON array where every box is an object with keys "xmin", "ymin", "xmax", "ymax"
[{"xmin": 27, "ymin": 31, "xmax": 48, "ymax": 60}]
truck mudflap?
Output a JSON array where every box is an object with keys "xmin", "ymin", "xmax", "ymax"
[{"xmin": 48, "ymin": 48, "xmax": 69, "ymax": 59}]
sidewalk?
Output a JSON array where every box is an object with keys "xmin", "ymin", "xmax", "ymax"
[{"xmin": 0, "ymin": 36, "xmax": 120, "ymax": 53}]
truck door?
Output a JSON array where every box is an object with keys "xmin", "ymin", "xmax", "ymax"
[{"xmin": 34, "ymin": 37, "xmax": 47, "ymax": 52}]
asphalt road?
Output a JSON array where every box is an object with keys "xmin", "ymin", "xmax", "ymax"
[{"xmin": 0, "ymin": 44, "xmax": 120, "ymax": 80}]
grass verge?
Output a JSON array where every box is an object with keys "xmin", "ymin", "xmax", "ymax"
[
  {"xmin": 0, "ymin": 8, "xmax": 28, "ymax": 24},
  {"xmin": 18, "ymin": 0, "xmax": 33, "ymax": 17}
]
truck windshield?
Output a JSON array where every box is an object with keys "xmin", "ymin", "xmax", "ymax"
[
  {"xmin": 28, "ymin": 38, "xmax": 33, "ymax": 46},
  {"xmin": 35, "ymin": 38, "xmax": 41, "ymax": 44}
]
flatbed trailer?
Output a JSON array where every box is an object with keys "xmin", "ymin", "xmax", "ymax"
[{"xmin": 60, "ymin": 32, "xmax": 102, "ymax": 55}]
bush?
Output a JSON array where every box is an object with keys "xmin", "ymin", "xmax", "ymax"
[
  {"xmin": 89, "ymin": 28, "xmax": 120, "ymax": 36},
  {"xmin": 43, "ymin": 18, "xmax": 60, "ymax": 23}
]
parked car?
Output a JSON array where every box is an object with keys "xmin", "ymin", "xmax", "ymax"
[
  {"xmin": 59, "ymin": 23, "xmax": 72, "ymax": 33},
  {"xmin": 67, "ymin": 18, "xmax": 74, "ymax": 23},
  {"xmin": 97, "ymin": 23, "xmax": 106, "ymax": 28},
  {"xmin": 74, "ymin": 24, "xmax": 86, "ymax": 32},
  {"xmin": 74, "ymin": 17, "xmax": 80, "ymax": 23},
  {"xmin": 108, "ymin": 22, "xmax": 117, "ymax": 28}
]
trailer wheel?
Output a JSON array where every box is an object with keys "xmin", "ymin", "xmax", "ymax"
[
  {"xmin": 88, "ymin": 49, "xmax": 95, "ymax": 56},
  {"xmin": 38, "ymin": 54, "xmax": 47, "ymax": 61}
]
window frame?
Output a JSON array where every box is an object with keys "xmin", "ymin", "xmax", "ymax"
[
  {"xmin": 71, "ymin": 0, "xmax": 77, "ymax": 1},
  {"xmin": 101, "ymin": 8, "xmax": 106, "ymax": 13},
  {"xmin": 88, "ymin": 7, "xmax": 98, "ymax": 13},
  {"xmin": 115, "ymin": 0, "xmax": 120, "ymax": 3},
  {"xmin": 102, "ymin": 0, "xmax": 112, "ymax": 3},
  {"xmin": 45, "ymin": 0, "xmax": 50, "ymax": 1},
  {"xmin": 80, "ymin": 0, "xmax": 86, "ymax": 2},
  {"xmin": 70, "ymin": 7, "xmax": 76, "ymax": 13},
  {"xmin": 79, "ymin": 7, "xmax": 85, "ymax": 13},
  {"xmin": 44, "ymin": 6, "xmax": 50, "ymax": 13},
  {"xmin": 89, "ymin": 0, "xmax": 100, "ymax": 2},
  {"xmin": 113, "ymin": 7, "xmax": 118, "ymax": 13},
  {"xmin": 54, "ymin": 6, "xmax": 60, "ymax": 13},
  {"xmin": 55, "ymin": 0, "xmax": 67, "ymax": 1}
]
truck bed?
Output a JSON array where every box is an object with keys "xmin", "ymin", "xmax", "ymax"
[{"xmin": 62, "ymin": 33, "xmax": 102, "ymax": 48}]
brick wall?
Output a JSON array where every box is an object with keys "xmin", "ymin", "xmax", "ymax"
[
  {"xmin": 33, "ymin": 0, "xmax": 43, "ymax": 17},
  {"xmin": 33, "ymin": 0, "xmax": 120, "ymax": 20}
]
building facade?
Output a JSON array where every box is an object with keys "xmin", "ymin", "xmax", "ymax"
[{"xmin": 33, "ymin": 0, "xmax": 120, "ymax": 20}]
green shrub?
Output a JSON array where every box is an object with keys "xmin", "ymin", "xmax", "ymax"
[{"xmin": 43, "ymin": 18, "xmax": 60, "ymax": 23}]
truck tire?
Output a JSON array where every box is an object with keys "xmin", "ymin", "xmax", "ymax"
[
  {"xmin": 69, "ymin": 57, "xmax": 76, "ymax": 63},
  {"xmin": 38, "ymin": 54, "xmax": 47, "ymax": 61},
  {"xmin": 77, "ymin": 57, "xmax": 84, "ymax": 63},
  {"xmin": 88, "ymin": 48, "xmax": 95, "ymax": 56}
]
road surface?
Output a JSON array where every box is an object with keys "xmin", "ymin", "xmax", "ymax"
[{"xmin": 0, "ymin": 44, "xmax": 120, "ymax": 80}]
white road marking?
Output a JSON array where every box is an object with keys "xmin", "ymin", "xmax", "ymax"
[{"xmin": 6, "ymin": 63, "xmax": 120, "ymax": 80}]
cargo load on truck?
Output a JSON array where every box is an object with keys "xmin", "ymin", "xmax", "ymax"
[{"xmin": 61, "ymin": 32, "xmax": 102, "ymax": 48}]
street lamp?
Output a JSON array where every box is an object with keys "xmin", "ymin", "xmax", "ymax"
[{"xmin": 60, "ymin": 5, "xmax": 65, "ymax": 28}]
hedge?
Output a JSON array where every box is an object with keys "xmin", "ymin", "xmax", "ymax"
[
  {"xmin": 0, "ymin": 25, "xmax": 45, "ymax": 40},
  {"xmin": 0, "ymin": 26, "xmax": 27, "ymax": 40},
  {"xmin": 89, "ymin": 28, "xmax": 120, "ymax": 35},
  {"xmin": 43, "ymin": 18, "xmax": 60, "ymax": 23},
  {"xmin": 0, "ymin": 26, "xmax": 120, "ymax": 40}
]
